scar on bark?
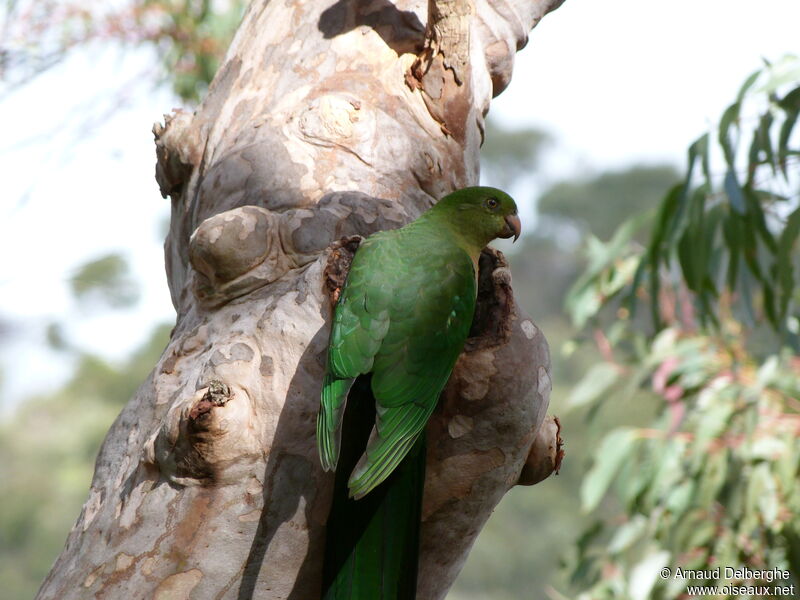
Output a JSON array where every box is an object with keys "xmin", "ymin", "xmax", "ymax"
[
  {"xmin": 189, "ymin": 380, "xmax": 233, "ymax": 421},
  {"xmin": 518, "ymin": 415, "xmax": 564, "ymax": 486},
  {"xmin": 466, "ymin": 248, "xmax": 514, "ymax": 350},
  {"xmin": 153, "ymin": 109, "xmax": 200, "ymax": 199},
  {"xmin": 407, "ymin": 0, "xmax": 471, "ymax": 89}
]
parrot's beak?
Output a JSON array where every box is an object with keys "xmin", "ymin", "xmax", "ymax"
[{"xmin": 500, "ymin": 214, "xmax": 522, "ymax": 242}]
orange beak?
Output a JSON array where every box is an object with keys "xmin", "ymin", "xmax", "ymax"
[{"xmin": 500, "ymin": 214, "xmax": 521, "ymax": 242}]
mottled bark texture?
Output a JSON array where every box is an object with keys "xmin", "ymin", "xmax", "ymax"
[{"xmin": 38, "ymin": 0, "xmax": 565, "ymax": 598}]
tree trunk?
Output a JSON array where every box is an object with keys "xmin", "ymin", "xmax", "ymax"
[{"xmin": 38, "ymin": 0, "xmax": 565, "ymax": 598}]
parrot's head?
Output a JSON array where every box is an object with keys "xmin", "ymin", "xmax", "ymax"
[{"xmin": 433, "ymin": 186, "xmax": 521, "ymax": 249}]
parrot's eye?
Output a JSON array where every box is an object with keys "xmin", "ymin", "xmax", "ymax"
[{"xmin": 485, "ymin": 197, "xmax": 499, "ymax": 210}]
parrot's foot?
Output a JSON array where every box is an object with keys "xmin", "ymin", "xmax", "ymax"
[{"xmin": 323, "ymin": 236, "xmax": 362, "ymax": 304}]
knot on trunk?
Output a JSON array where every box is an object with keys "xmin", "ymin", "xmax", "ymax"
[
  {"xmin": 153, "ymin": 109, "xmax": 201, "ymax": 199},
  {"xmin": 189, "ymin": 206, "xmax": 299, "ymax": 307},
  {"xmin": 188, "ymin": 192, "xmax": 410, "ymax": 308},
  {"xmin": 473, "ymin": 0, "xmax": 567, "ymax": 98},
  {"xmin": 517, "ymin": 415, "xmax": 564, "ymax": 486},
  {"xmin": 146, "ymin": 378, "xmax": 265, "ymax": 486}
]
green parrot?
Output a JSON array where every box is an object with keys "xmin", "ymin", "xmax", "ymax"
[{"xmin": 317, "ymin": 186, "xmax": 520, "ymax": 599}]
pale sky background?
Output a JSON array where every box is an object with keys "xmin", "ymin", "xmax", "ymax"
[{"xmin": 1, "ymin": 0, "xmax": 799, "ymax": 408}]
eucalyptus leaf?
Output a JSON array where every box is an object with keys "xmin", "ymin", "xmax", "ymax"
[
  {"xmin": 736, "ymin": 69, "xmax": 762, "ymax": 102},
  {"xmin": 718, "ymin": 103, "xmax": 741, "ymax": 167},
  {"xmin": 696, "ymin": 449, "xmax": 729, "ymax": 507},
  {"xmin": 628, "ymin": 550, "xmax": 670, "ymax": 600},
  {"xmin": 776, "ymin": 206, "xmax": 800, "ymax": 325},
  {"xmin": 723, "ymin": 170, "xmax": 746, "ymax": 215},
  {"xmin": 581, "ymin": 428, "xmax": 639, "ymax": 512},
  {"xmin": 568, "ymin": 362, "xmax": 621, "ymax": 410},
  {"xmin": 607, "ymin": 515, "xmax": 648, "ymax": 554},
  {"xmin": 777, "ymin": 106, "xmax": 798, "ymax": 177}
]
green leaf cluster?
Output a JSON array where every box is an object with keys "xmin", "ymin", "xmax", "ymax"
[
  {"xmin": 636, "ymin": 57, "xmax": 800, "ymax": 345},
  {"xmin": 566, "ymin": 57, "xmax": 800, "ymax": 599},
  {"xmin": 140, "ymin": 0, "xmax": 247, "ymax": 101},
  {"xmin": 571, "ymin": 332, "xmax": 800, "ymax": 599}
]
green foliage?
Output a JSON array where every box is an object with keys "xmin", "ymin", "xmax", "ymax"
[
  {"xmin": 633, "ymin": 56, "xmax": 800, "ymax": 344},
  {"xmin": 0, "ymin": 324, "xmax": 171, "ymax": 599},
  {"xmin": 69, "ymin": 253, "xmax": 139, "ymax": 309},
  {"xmin": 570, "ymin": 329, "xmax": 800, "ymax": 599},
  {"xmin": 567, "ymin": 58, "xmax": 800, "ymax": 599},
  {"xmin": 140, "ymin": 0, "xmax": 247, "ymax": 101}
]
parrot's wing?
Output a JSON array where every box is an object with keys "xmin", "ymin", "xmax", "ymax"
[
  {"xmin": 347, "ymin": 243, "xmax": 476, "ymax": 498},
  {"xmin": 318, "ymin": 233, "xmax": 395, "ymax": 470}
]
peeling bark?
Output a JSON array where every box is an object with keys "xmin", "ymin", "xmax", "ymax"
[{"xmin": 39, "ymin": 1, "xmax": 565, "ymax": 599}]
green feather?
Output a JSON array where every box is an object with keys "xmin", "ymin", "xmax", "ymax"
[
  {"xmin": 318, "ymin": 373, "xmax": 354, "ymax": 471},
  {"xmin": 317, "ymin": 186, "xmax": 519, "ymax": 599}
]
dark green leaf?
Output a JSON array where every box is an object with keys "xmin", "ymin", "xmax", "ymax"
[
  {"xmin": 724, "ymin": 170, "xmax": 746, "ymax": 215},
  {"xmin": 581, "ymin": 428, "xmax": 639, "ymax": 512},
  {"xmin": 778, "ymin": 85, "xmax": 800, "ymax": 111},
  {"xmin": 646, "ymin": 184, "xmax": 685, "ymax": 329},
  {"xmin": 688, "ymin": 133, "xmax": 711, "ymax": 184},
  {"xmin": 700, "ymin": 203, "xmax": 724, "ymax": 306},
  {"xmin": 776, "ymin": 206, "xmax": 800, "ymax": 324},
  {"xmin": 738, "ymin": 265, "xmax": 758, "ymax": 327},
  {"xmin": 722, "ymin": 215, "xmax": 741, "ymax": 291},
  {"xmin": 678, "ymin": 227, "xmax": 698, "ymax": 291},
  {"xmin": 692, "ymin": 187, "xmax": 716, "ymax": 297},
  {"xmin": 761, "ymin": 270, "xmax": 781, "ymax": 330},
  {"xmin": 747, "ymin": 112, "xmax": 775, "ymax": 180},
  {"xmin": 777, "ymin": 109, "xmax": 798, "ymax": 177},
  {"xmin": 718, "ymin": 103, "xmax": 741, "ymax": 167},
  {"xmin": 740, "ymin": 213, "xmax": 765, "ymax": 283},
  {"xmin": 736, "ymin": 69, "xmax": 762, "ymax": 102},
  {"xmin": 745, "ymin": 188, "xmax": 778, "ymax": 253}
]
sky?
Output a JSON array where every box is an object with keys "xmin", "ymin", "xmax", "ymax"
[{"xmin": 1, "ymin": 0, "xmax": 799, "ymax": 408}]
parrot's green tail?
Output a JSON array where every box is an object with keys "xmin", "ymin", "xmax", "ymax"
[
  {"xmin": 318, "ymin": 373, "xmax": 354, "ymax": 471},
  {"xmin": 322, "ymin": 375, "xmax": 425, "ymax": 600}
]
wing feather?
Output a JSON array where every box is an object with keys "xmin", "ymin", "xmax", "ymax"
[
  {"xmin": 347, "ymin": 234, "xmax": 476, "ymax": 496},
  {"xmin": 318, "ymin": 232, "xmax": 398, "ymax": 469},
  {"xmin": 319, "ymin": 225, "xmax": 476, "ymax": 488}
]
